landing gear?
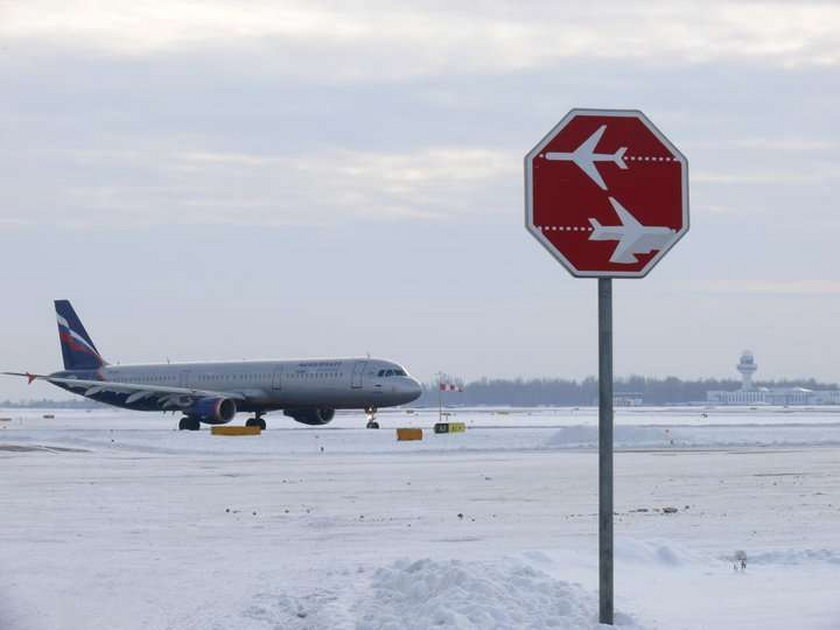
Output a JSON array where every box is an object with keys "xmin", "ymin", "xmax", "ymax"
[
  {"xmin": 245, "ymin": 415, "xmax": 266, "ymax": 430},
  {"xmin": 178, "ymin": 416, "xmax": 200, "ymax": 431},
  {"xmin": 365, "ymin": 407, "xmax": 379, "ymax": 429}
]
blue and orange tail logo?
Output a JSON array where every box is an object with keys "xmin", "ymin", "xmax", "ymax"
[{"xmin": 54, "ymin": 300, "xmax": 107, "ymax": 370}]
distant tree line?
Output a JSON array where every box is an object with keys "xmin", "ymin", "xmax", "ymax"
[{"xmin": 414, "ymin": 376, "xmax": 839, "ymax": 407}]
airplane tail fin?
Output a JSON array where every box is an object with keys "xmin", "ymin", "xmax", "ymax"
[
  {"xmin": 588, "ymin": 218, "xmax": 605, "ymax": 239},
  {"xmin": 54, "ymin": 300, "xmax": 107, "ymax": 370},
  {"xmin": 614, "ymin": 147, "xmax": 628, "ymax": 169}
]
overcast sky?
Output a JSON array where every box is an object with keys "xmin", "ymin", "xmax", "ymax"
[{"xmin": 2, "ymin": 1, "xmax": 839, "ymax": 400}]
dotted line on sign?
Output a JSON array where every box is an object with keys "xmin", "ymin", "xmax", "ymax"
[
  {"xmin": 625, "ymin": 155, "xmax": 679, "ymax": 162},
  {"xmin": 539, "ymin": 225, "xmax": 594, "ymax": 232}
]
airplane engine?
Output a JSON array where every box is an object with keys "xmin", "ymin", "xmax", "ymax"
[
  {"xmin": 188, "ymin": 397, "xmax": 237, "ymax": 424},
  {"xmin": 283, "ymin": 408, "xmax": 335, "ymax": 426}
]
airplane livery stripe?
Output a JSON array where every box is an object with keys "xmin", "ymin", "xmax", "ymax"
[{"xmin": 57, "ymin": 316, "xmax": 101, "ymax": 358}]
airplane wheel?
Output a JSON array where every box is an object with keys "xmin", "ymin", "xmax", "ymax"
[
  {"xmin": 179, "ymin": 417, "xmax": 200, "ymax": 431},
  {"xmin": 246, "ymin": 418, "xmax": 266, "ymax": 430},
  {"xmin": 366, "ymin": 421, "xmax": 380, "ymax": 429}
]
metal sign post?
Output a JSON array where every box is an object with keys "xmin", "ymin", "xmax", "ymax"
[
  {"xmin": 524, "ymin": 109, "xmax": 688, "ymax": 626},
  {"xmin": 598, "ymin": 277, "xmax": 613, "ymax": 624}
]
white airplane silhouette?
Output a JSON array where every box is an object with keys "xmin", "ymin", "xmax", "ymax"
[
  {"xmin": 544, "ymin": 124, "xmax": 628, "ymax": 190},
  {"xmin": 589, "ymin": 198, "xmax": 676, "ymax": 264}
]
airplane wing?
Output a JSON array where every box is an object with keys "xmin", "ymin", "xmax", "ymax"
[
  {"xmin": 578, "ymin": 124, "xmax": 607, "ymax": 154},
  {"xmin": 578, "ymin": 160, "xmax": 607, "ymax": 190},
  {"xmin": 608, "ymin": 236, "xmax": 643, "ymax": 264},
  {"xmin": 608, "ymin": 197, "xmax": 642, "ymax": 229},
  {"xmin": 2, "ymin": 372, "xmax": 246, "ymax": 408}
]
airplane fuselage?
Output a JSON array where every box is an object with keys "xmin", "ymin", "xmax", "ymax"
[{"xmin": 51, "ymin": 357, "xmax": 421, "ymax": 415}]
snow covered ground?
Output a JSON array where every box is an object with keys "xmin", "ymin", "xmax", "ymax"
[{"xmin": 1, "ymin": 406, "xmax": 839, "ymax": 629}]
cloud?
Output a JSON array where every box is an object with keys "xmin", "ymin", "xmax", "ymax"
[
  {"xmin": 4, "ymin": 145, "xmax": 518, "ymax": 228},
  {"xmin": 0, "ymin": 218, "xmax": 30, "ymax": 227},
  {"xmin": 706, "ymin": 280, "xmax": 840, "ymax": 295},
  {"xmin": 2, "ymin": 1, "xmax": 838, "ymax": 78},
  {"xmin": 734, "ymin": 138, "xmax": 839, "ymax": 151},
  {"xmin": 692, "ymin": 171, "xmax": 829, "ymax": 184}
]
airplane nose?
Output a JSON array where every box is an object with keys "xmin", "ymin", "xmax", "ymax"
[
  {"xmin": 408, "ymin": 378, "xmax": 422, "ymax": 399},
  {"xmin": 397, "ymin": 378, "xmax": 422, "ymax": 401}
]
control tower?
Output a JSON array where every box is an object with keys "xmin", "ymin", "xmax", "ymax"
[{"xmin": 737, "ymin": 350, "xmax": 757, "ymax": 391}]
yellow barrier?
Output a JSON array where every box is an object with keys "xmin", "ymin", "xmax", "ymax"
[
  {"xmin": 396, "ymin": 428, "xmax": 423, "ymax": 441},
  {"xmin": 211, "ymin": 425, "xmax": 262, "ymax": 436}
]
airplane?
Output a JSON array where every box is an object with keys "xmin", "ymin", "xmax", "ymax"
[
  {"xmin": 544, "ymin": 124, "xmax": 628, "ymax": 190},
  {"xmin": 589, "ymin": 197, "xmax": 676, "ymax": 264},
  {"xmin": 2, "ymin": 300, "xmax": 422, "ymax": 430}
]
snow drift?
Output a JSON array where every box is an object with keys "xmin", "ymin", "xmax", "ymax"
[{"xmin": 355, "ymin": 558, "xmax": 642, "ymax": 630}]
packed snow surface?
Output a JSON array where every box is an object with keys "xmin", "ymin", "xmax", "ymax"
[{"xmin": 1, "ymin": 406, "xmax": 839, "ymax": 629}]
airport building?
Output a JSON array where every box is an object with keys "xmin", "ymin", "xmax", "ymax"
[
  {"xmin": 613, "ymin": 393, "xmax": 644, "ymax": 407},
  {"xmin": 706, "ymin": 351, "xmax": 840, "ymax": 406}
]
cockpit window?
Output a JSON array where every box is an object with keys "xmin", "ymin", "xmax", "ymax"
[{"xmin": 377, "ymin": 368, "xmax": 408, "ymax": 377}]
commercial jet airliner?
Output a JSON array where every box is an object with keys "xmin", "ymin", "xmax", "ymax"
[
  {"xmin": 3, "ymin": 301, "xmax": 422, "ymax": 430},
  {"xmin": 544, "ymin": 124, "xmax": 628, "ymax": 190},
  {"xmin": 589, "ymin": 197, "xmax": 677, "ymax": 264}
]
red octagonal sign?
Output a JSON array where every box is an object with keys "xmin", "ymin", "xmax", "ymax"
[{"xmin": 525, "ymin": 109, "xmax": 689, "ymax": 278}]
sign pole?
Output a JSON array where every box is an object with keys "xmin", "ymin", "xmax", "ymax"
[
  {"xmin": 437, "ymin": 373, "xmax": 443, "ymax": 423},
  {"xmin": 598, "ymin": 277, "xmax": 614, "ymax": 625},
  {"xmin": 525, "ymin": 109, "xmax": 688, "ymax": 627}
]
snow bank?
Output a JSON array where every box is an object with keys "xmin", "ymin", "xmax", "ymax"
[
  {"xmin": 355, "ymin": 558, "xmax": 643, "ymax": 630},
  {"xmin": 229, "ymin": 558, "xmax": 647, "ymax": 630}
]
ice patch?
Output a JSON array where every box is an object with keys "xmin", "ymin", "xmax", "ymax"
[
  {"xmin": 614, "ymin": 539, "xmax": 700, "ymax": 567},
  {"xmin": 545, "ymin": 423, "xmax": 840, "ymax": 449},
  {"xmin": 547, "ymin": 426, "xmax": 673, "ymax": 449},
  {"xmin": 234, "ymin": 588, "xmax": 355, "ymax": 630},
  {"xmin": 354, "ymin": 558, "xmax": 644, "ymax": 629},
  {"xmin": 742, "ymin": 549, "xmax": 840, "ymax": 566}
]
